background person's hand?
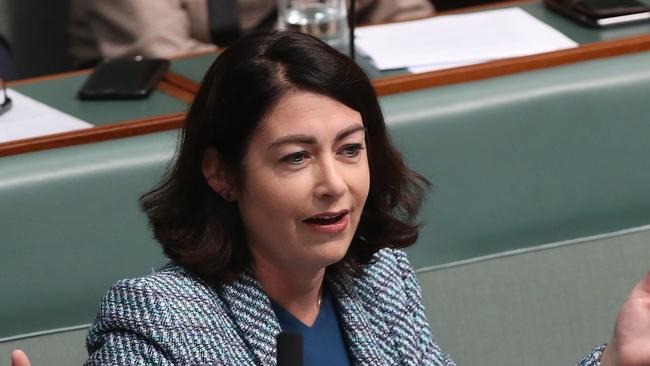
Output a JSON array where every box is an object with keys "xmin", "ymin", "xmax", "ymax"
[
  {"xmin": 601, "ymin": 271, "xmax": 650, "ymax": 366},
  {"xmin": 11, "ymin": 349, "xmax": 31, "ymax": 366}
]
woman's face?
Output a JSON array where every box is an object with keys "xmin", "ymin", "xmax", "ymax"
[{"xmin": 237, "ymin": 91, "xmax": 370, "ymax": 273}]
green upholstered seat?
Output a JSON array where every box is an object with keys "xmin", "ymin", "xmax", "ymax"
[
  {"xmin": 417, "ymin": 225, "xmax": 650, "ymax": 366},
  {"xmin": 386, "ymin": 50, "xmax": 650, "ymax": 269},
  {"xmin": 0, "ymin": 131, "xmax": 175, "ymax": 340},
  {"xmin": 0, "ymin": 327, "xmax": 88, "ymax": 365},
  {"xmin": 2, "ymin": 226, "xmax": 647, "ymax": 365}
]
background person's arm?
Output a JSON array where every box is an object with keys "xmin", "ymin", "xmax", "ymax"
[
  {"xmin": 356, "ymin": 0, "xmax": 434, "ymax": 24},
  {"xmin": 69, "ymin": 0, "xmax": 215, "ymax": 66}
]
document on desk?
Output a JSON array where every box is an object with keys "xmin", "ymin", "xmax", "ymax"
[
  {"xmin": 355, "ymin": 7, "xmax": 579, "ymax": 72},
  {"xmin": 0, "ymin": 89, "xmax": 92, "ymax": 144}
]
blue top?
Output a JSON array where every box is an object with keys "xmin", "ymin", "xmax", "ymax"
[{"xmin": 270, "ymin": 287, "xmax": 353, "ymax": 366}]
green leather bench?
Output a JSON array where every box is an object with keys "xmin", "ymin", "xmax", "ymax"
[
  {"xmin": 387, "ymin": 50, "xmax": 650, "ymax": 269},
  {"xmin": 419, "ymin": 225, "xmax": 650, "ymax": 365},
  {"xmin": 1, "ymin": 226, "xmax": 647, "ymax": 365},
  {"xmin": 2, "ymin": 50, "xmax": 650, "ymax": 362},
  {"xmin": 0, "ymin": 132, "xmax": 174, "ymax": 340}
]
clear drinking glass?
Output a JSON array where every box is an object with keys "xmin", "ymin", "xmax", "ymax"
[{"xmin": 277, "ymin": 0, "xmax": 349, "ymax": 54}]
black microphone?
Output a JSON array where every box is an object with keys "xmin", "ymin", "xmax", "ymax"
[
  {"xmin": 276, "ymin": 331, "xmax": 303, "ymax": 366},
  {"xmin": 348, "ymin": 0, "xmax": 356, "ymax": 60}
]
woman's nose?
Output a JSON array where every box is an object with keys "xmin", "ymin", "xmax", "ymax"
[{"xmin": 314, "ymin": 159, "xmax": 347, "ymax": 200}]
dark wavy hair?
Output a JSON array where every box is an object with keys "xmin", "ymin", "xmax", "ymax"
[{"xmin": 141, "ymin": 31, "xmax": 430, "ymax": 285}]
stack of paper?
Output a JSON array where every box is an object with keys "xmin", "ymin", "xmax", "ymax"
[
  {"xmin": 0, "ymin": 89, "xmax": 92, "ymax": 144},
  {"xmin": 355, "ymin": 8, "xmax": 579, "ymax": 73}
]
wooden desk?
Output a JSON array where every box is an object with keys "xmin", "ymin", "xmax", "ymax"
[
  {"xmin": 164, "ymin": 0, "xmax": 650, "ymax": 95},
  {"xmin": 0, "ymin": 70, "xmax": 193, "ymax": 157},
  {"xmin": 3, "ymin": 0, "xmax": 650, "ymax": 156}
]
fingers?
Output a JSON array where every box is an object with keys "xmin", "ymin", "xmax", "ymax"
[
  {"xmin": 632, "ymin": 270, "xmax": 650, "ymax": 295},
  {"xmin": 11, "ymin": 349, "xmax": 31, "ymax": 366}
]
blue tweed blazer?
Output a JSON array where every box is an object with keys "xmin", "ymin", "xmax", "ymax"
[{"xmin": 85, "ymin": 249, "xmax": 455, "ymax": 365}]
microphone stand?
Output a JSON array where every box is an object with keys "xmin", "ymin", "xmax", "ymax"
[{"xmin": 348, "ymin": 0, "xmax": 356, "ymax": 61}]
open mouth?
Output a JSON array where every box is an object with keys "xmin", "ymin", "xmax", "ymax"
[{"xmin": 303, "ymin": 211, "xmax": 349, "ymax": 225}]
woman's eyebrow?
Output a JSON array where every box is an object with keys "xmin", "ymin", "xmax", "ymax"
[
  {"xmin": 268, "ymin": 135, "xmax": 316, "ymax": 150},
  {"xmin": 335, "ymin": 124, "xmax": 365, "ymax": 141},
  {"xmin": 268, "ymin": 124, "xmax": 365, "ymax": 150}
]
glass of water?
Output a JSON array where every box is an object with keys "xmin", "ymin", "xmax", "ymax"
[{"xmin": 277, "ymin": 0, "xmax": 349, "ymax": 54}]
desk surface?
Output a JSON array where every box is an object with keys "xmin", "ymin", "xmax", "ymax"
[
  {"xmin": 4, "ymin": 0, "xmax": 650, "ymax": 156},
  {"xmin": 167, "ymin": 0, "xmax": 650, "ymax": 94},
  {"xmin": 0, "ymin": 72, "xmax": 191, "ymax": 156},
  {"xmin": 11, "ymin": 74, "xmax": 188, "ymax": 126}
]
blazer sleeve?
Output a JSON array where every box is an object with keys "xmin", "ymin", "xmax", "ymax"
[
  {"xmin": 395, "ymin": 250, "xmax": 456, "ymax": 366},
  {"xmin": 85, "ymin": 279, "xmax": 175, "ymax": 365}
]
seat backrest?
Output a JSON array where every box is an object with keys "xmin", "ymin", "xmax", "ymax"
[
  {"xmin": 0, "ymin": 327, "xmax": 88, "ymax": 365},
  {"xmin": 416, "ymin": 225, "xmax": 650, "ymax": 366},
  {"xmin": 0, "ymin": 131, "xmax": 175, "ymax": 339},
  {"xmin": 384, "ymin": 50, "xmax": 650, "ymax": 269}
]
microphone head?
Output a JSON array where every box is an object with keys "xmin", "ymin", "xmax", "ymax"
[{"xmin": 276, "ymin": 331, "xmax": 304, "ymax": 366}]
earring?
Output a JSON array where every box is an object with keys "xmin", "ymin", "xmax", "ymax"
[{"xmin": 223, "ymin": 191, "xmax": 235, "ymax": 202}]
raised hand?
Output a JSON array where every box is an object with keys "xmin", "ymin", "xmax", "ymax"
[{"xmin": 601, "ymin": 271, "xmax": 650, "ymax": 366}]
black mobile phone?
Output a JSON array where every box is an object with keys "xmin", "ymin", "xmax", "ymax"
[
  {"xmin": 545, "ymin": 0, "xmax": 650, "ymax": 27},
  {"xmin": 78, "ymin": 57, "xmax": 170, "ymax": 100}
]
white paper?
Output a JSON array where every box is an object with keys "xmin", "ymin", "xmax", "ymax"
[
  {"xmin": 355, "ymin": 7, "xmax": 579, "ymax": 71},
  {"xmin": 0, "ymin": 89, "xmax": 92, "ymax": 143},
  {"xmin": 408, "ymin": 59, "xmax": 490, "ymax": 74}
]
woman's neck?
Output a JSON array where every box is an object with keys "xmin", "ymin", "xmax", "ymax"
[{"xmin": 253, "ymin": 257, "xmax": 325, "ymax": 327}]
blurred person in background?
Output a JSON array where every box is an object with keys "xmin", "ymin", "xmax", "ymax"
[{"xmin": 68, "ymin": 0, "xmax": 434, "ymax": 67}]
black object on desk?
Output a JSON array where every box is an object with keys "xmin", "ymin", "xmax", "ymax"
[
  {"xmin": 545, "ymin": 0, "xmax": 650, "ymax": 27},
  {"xmin": 78, "ymin": 57, "xmax": 170, "ymax": 100},
  {"xmin": 0, "ymin": 78, "xmax": 12, "ymax": 116}
]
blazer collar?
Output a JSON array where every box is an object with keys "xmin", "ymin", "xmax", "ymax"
[
  {"xmin": 220, "ymin": 269, "xmax": 282, "ymax": 366},
  {"xmin": 327, "ymin": 271, "xmax": 390, "ymax": 365},
  {"xmin": 220, "ymin": 267, "xmax": 390, "ymax": 366}
]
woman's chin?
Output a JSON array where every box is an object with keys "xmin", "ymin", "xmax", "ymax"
[{"xmin": 309, "ymin": 240, "xmax": 353, "ymax": 269}]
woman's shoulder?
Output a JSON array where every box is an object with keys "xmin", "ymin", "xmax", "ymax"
[
  {"xmin": 105, "ymin": 263, "xmax": 209, "ymax": 298},
  {"xmin": 363, "ymin": 248, "xmax": 414, "ymax": 280},
  {"xmin": 86, "ymin": 265, "xmax": 254, "ymax": 363},
  {"xmin": 94, "ymin": 262, "xmax": 224, "ymax": 324},
  {"xmin": 336, "ymin": 248, "xmax": 416, "ymax": 304}
]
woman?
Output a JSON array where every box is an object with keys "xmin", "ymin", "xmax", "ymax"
[
  {"xmin": 91, "ymin": 29, "xmax": 445, "ymax": 365},
  {"xmin": 10, "ymin": 31, "xmax": 650, "ymax": 366}
]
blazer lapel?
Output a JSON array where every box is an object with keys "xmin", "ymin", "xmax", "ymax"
[
  {"xmin": 327, "ymin": 273, "xmax": 391, "ymax": 365},
  {"xmin": 220, "ymin": 269, "xmax": 282, "ymax": 366}
]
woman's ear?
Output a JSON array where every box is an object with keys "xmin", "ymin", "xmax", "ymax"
[{"xmin": 202, "ymin": 147, "xmax": 237, "ymax": 201}]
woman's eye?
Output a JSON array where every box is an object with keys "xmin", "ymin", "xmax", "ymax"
[
  {"xmin": 283, "ymin": 152, "xmax": 308, "ymax": 165},
  {"xmin": 341, "ymin": 144, "xmax": 364, "ymax": 157}
]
